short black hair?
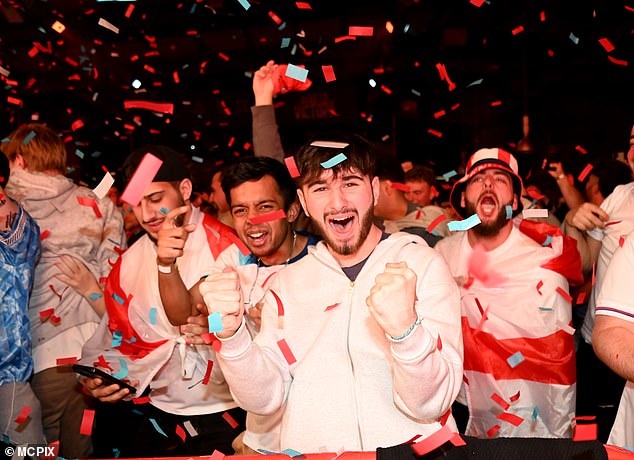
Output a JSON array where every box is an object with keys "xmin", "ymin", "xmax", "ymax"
[
  {"xmin": 594, "ymin": 159, "xmax": 633, "ymax": 198},
  {"xmin": 123, "ymin": 145, "xmax": 190, "ymax": 183},
  {"xmin": 375, "ymin": 150, "xmax": 404, "ymax": 183},
  {"xmin": 405, "ymin": 165, "xmax": 437, "ymax": 187},
  {"xmin": 221, "ymin": 157, "xmax": 298, "ymax": 211},
  {"xmin": 293, "ymin": 133, "xmax": 376, "ymax": 187}
]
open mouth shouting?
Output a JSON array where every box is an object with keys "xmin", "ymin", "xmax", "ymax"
[
  {"xmin": 246, "ymin": 227, "xmax": 269, "ymax": 248},
  {"xmin": 326, "ymin": 210, "xmax": 358, "ymax": 241},
  {"xmin": 478, "ymin": 194, "xmax": 498, "ymax": 218}
]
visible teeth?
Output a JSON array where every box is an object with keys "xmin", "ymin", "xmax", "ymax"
[
  {"xmin": 332, "ymin": 217, "xmax": 350, "ymax": 223},
  {"xmin": 250, "ymin": 232, "xmax": 265, "ymax": 238}
]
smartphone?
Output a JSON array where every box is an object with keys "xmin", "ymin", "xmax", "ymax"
[{"xmin": 72, "ymin": 364, "xmax": 137, "ymax": 393}]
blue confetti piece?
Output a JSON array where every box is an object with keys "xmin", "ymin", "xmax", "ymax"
[
  {"xmin": 538, "ymin": 306, "xmax": 553, "ymax": 311},
  {"xmin": 125, "ymin": 336, "xmax": 136, "ymax": 343},
  {"xmin": 236, "ymin": 0, "xmax": 250, "ymax": 11},
  {"xmin": 442, "ymin": 170, "xmax": 457, "ymax": 180},
  {"xmin": 257, "ymin": 450, "xmax": 278, "ymax": 455},
  {"xmin": 448, "ymin": 214, "xmax": 481, "ymax": 232},
  {"xmin": 112, "ymin": 293, "xmax": 125, "ymax": 305},
  {"xmin": 278, "ymin": 22, "xmax": 287, "ymax": 31},
  {"xmin": 191, "ymin": 156, "xmax": 203, "ymax": 164},
  {"xmin": 108, "ymin": 238, "xmax": 121, "ymax": 247},
  {"xmin": 149, "ymin": 418, "xmax": 168, "ymax": 437},
  {"xmin": 507, "ymin": 351, "xmax": 525, "ymax": 368},
  {"xmin": 320, "ymin": 153, "xmax": 347, "ymax": 169},
  {"xmin": 411, "ymin": 89, "xmax": 421, "ymax": 97},
  {"xmin": 542, "ymin": 235, "xmax": 553, "ymax": 247},
  {"xmin": 113, "ymin": 448, "xmax": 121, "ymax": 459},
  {"xmin": 532, "ymin": 406, "xmax": 540, "ymax": 421},
  {"xmin": 285, "ymin": 63, "xmax": 309, "ymax": 83},
  {"xmin": 466, "ymin": 78, "xmax": 484, "ymax": 88},
  {"xmin": 112, "ymin": 358, "xmax": 129, "ymax": 379},
  {"xmin": 505, "ymin": 205, "xmax": 513, "ymax": 220},
  {"xmin": 159, "ymin": 207, "xmax": 170, "ymax": 215},
  {"xmin": 23, "ymin": 130, "xmax": 36, "ymax": 145},
  {"xmin": 281, "ymin": 449, "xmax": 304, "ymax": 457},
  {"xmin": 112, "ymin": 330, "xmax": 123, "ymax": 348},
  {"xmin": 149, "ymin": 307, "xmax": 157, "ymax": 325},
  {"xmin": 208, "ymin": 312, "xmax": 223, "ymax": 333},
  {"xmin": 281, "ymin": 37, "xmax": 291, "ymax": 48},
  {"xmin": 75, "ymin": 149, "xmax": 85, "ymax": 159},
  {"xmin": 131, "ymin": 409, "xmax": 143, "ymax": 415},
  {"xmin": 569, "ymin": 32, "xmax": 579, "ymax": 45},
  {"xmin": 1, "ymin": 137, "xmax": 10, "ymax": 143},
  {"xmin": 204, "ymin": 224, "xmax": 220, "ymax": 239},
  {"xmin": 88, "ymin": 293, "xmax": 103, "ymax": 301},
  {"xmin": 238, "ymin": 251, "xmax": 255, "ymax": 266}
]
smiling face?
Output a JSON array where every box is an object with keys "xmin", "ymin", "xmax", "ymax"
[
  {"xmin": 461, "ymin": 168, "xmax": 516, "ymax": 236},
  {"xmin": 404, "ymin": 179, "xmax": 434, "ymax": 206},
  {"xmin": 132, "ymin": 180, "xmax": 190, "ymax": 240},
  {"xmin": 230, "ymin": 175, "xmax": 298, "ymax": 265},
  {"xmin": 298, "ymin": 168, "xmax": 380, "ymax": 262}
]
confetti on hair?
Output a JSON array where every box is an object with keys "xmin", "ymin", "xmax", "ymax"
[{"xmin": 320, "ymin": 153, "xmax": 347, "ymax": 169}]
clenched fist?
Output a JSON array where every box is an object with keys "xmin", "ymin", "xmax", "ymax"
[
  {"xmin": 198, "ymin": 268, "xmax": 244, "ymax": 339},
  {"xmin": 366, "ymin": 262, "xmax": 419, "ymax": 339}
]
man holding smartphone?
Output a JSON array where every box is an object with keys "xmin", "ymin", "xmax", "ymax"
[{"xmin": 80, "ymin": 145, "xmax": 245, "ymax": 457}]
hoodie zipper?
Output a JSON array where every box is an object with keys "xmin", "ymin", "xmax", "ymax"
[{"xmin": 345, "ymin": 279, "xmax": 364, "ymax": 450}]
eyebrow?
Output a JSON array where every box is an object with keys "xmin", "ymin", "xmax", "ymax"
[
  {"xmin": 306, "ymin": 174, "xmax": 365, "ymax": 188},
  {"xmin": 231, "ymin": 199, "xmax": 277, "ymax": 209},
  {"xmin": 142, "ymin": 190, "xmax": 164, "ymax": 200}
]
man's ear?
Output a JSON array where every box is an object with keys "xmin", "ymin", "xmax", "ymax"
[
  {"xmin": 179, "ymin": 178, "xmax": 193, "ymax": 202},
  {"xmin": 286, "ymin": 201, "xmax": 301, "ymax": 223},
  {"xmin": 372, "ymin": 176, "xmax": 381, "ymax": 206},
  {"xmin": 460, "ymin": 192, "xmax": 465, "ymax": 208},
  {"xmin": 297, "ymin": 188, "xmax": 310, "ymax": 217},
  {"xmin": 512, "ymin": 194, "xmax": 518, "ymax": 211},
  {"xmin": 10, "ymin": 153, "xmax": 26, "ymax": 170}
]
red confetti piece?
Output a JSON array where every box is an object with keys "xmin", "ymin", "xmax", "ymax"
[
  {"xmin": 598, "ymin": 38, "xmax": 615, "ymax": 53},
  {"xmin": 487, "ymin": 424, "xmax": 501, "ymax": 437},
  {"xmin": 249, "ymin": 209, "xmax": 286, "ymax": 224},
  {"xmin": 573, "ymin": 423, "xmax": 597, "ymax": 441},
  {"xmin": 284, "ymin": 156, "xmax": 301, "ymax": 178},
  {"xmin": 277, "ymin": 338, "xmax": 297, "ymax": 365},
  {"xmin": 124, "ymin": 100, "xmax": 174, "ymax": 114},
  {"xmin": 322, "ymin": 65, "xmax": 336, "ymax": 82},
  {"xmin": 173, "ymin": 71, "xmax": 180, "ymax": 84},
  {"xmin": 14, "ymin": 406, "xmax": 32, "ymax": 424},
  {"xmin": 470, "ymin": 0, "xmax": 486, "ymax": 6},
  {"xmin": 80, "ymin": 409, "xmax": 95, "ymax": 435},
  {"xmin": 451, "ymin": 433, "xmax": 467, "ymax": 446},
  {"xmin": 607, "ymin": 56, "xmax": 629, "ymax": 66},
  {"xmin": 576, "ymin": 292, "xmax": 587, "ymax": 304},
  {"xmin": 380, "ymin": 84, "xmax": 392, "ymax": 95},
  {"xmin": 437, "ymin": 335, "xmax": 443, "ymax": 351},
  {"xmin": 212, "ymin": 339, "xmax": 222, "ymax": 353},
  {"xmin": 556, "ymin": 287, "xmax": 573, "ymax": 303},
  {"xmin": 435, "ymin": 63, "xmax": 456, "ymax": 91},
  {"xmin": 268, "ymin": 11, "xmax": 283, "ymax": 25},
  {"xmin": 626, "ymin": 5, "xmax": 634, "ymax": 12},
  {"xmin": 43, "ymin": 441, "xmax": 59, "ymax": 460},
  {"xmin": 218, "ymin": 52, "xmax": 230, "ymax": 62},
  {"xmin": 124, "ymin": 4, "xmax": 134, "ymax": 18},
  {"xmin": 132, "ymin": 397, "xmax": 152, "ymax": 404},
  {"xmin": 296, "ymin": 2, "xmax": 312, "ymax": 9},
  {"xmin": 491, "ymin": 393, "xmax": 510, "ymax": 410},
  {"xmin": 412, "ymin": 425, "xmax": 455, "ymax": 456},
  {"xmin": 509, "ymin": 391, "xmax": 521, "ymax": 402},
  {"xmin": 7, "ymin": 96, "xmax": 23, "ymax": 107},
  {"xmin": 619, "ymin": 235, "xmax": 625, "ymax": 248},
  {"xmin": 202, "ymin": 360, "xmax": 213, "ymax": 385},
  {"xmin": 439, "ymin": 408, "xmax": 451, "ymax": 426},
  {"xmin": 497, "ymin": 412, "xmax": 524, "ymax": 426},
  {"xmin": 334, "ymin": 35, "xmax": 356, "ymax": 43},
  {"xmin": 536, "ymin": 280, "xmax": 543, "ymax": 295},
  {"xmin": 77, "ymin": 196, "xmax": 102, "ymax": 218},
  {"xmin": 577, "ymin": 164, "xmax": 594, "ymax": 182},
  {"xmin": 222, "ymin": 411, "xmax": 239, "ymax": 429},
  {"xmin": 433, "ymin": 110, "xmax": 446, "ymax": 119},
  {"xmin": 427, "ymin": 129, "xmax": 443, "ymax": 138},
  {"xmin": 349, "ymin": 26, "xmax": 373, "ymax": 36},
  {"xmin": 324, "ymin": 303, "xmax": 340, "ymax": 311},
  {"xmin": 50, "ymin": 315, "xmax": 61, "ymax": 325},
  {"xmin": 540, "ymin": 11, "xmax": 546, "ymax": 21},
  {"xmin": 175, "ymin": 424, "xmax": 187, "ymax": 442},
  {"xmin": 511, "ymin": 25, "xmax": 525, "ymax": 35},
  {"xmin": 143, "ymin": 64, "xmax": 156, "ymax": 74},
  {"xmin": 210, "ymin": 450, "xmax": 225, "ymax": 460},
  {"xmin": 391, "ymin": 182, "xmax": 410, "ymax": 192},
  {"xmin": 27, "ymin": 47, "xmax": 39, "ymax": 58},
  {"xmin": 427, "ymin": 214, "xmax": 448, "ymax": 234},
  {"xmin": 40, "ymin": 308, "xmax": 55, "ymax": 322},
  {"xmin": 491, "ymin": 100, "xmax": 503, "ymax": 108},
  {"xmin": 270, "ymin": 289, "xmax": 284, "ymax": 317}
]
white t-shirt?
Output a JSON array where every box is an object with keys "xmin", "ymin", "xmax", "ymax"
[
  {"xmin": 582, "ymin": 182, "xmax": 634, "ymax": 344},
  {"xmin": 595, "ymin": 235, "xmax": 634, "ymax": 448}
]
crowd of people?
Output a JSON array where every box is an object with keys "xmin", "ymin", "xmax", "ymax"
[{"xmin": 1, "ymin": 60, "xmax": 633, "ymax": 459}]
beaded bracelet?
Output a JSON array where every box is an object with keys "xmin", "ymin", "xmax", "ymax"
[{"xmin": 388, "ymin": 317, "xmax": 423, "ymax": 342}]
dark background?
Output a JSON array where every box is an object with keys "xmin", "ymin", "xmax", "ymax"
[{"xmin": 1, "ymin": 0, "xmax": 633, "ymax": 188}]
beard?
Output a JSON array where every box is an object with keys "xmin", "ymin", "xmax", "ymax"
[
  {"xmin": 318, "ymin": 205, "xmax": 374, "ymax": 256},
  {"xmin": 464, "ymin": 193, "xmax": 512, "ymax": 237}
]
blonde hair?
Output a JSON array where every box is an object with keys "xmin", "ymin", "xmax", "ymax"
[{"xmin": 1, "ymin": 123, "xmax": 66, "ymax": 174}]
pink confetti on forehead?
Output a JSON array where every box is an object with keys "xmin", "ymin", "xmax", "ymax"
[{"xmin": 120, "ymin": 153, "xmax": 163, "ymax": 206}]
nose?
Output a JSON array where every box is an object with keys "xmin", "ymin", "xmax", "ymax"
[
  {"xmin": 482, "ymin": 175, "xmax": 494, "ymax": 189},
  {"xmin": 328, "ymin": 185, "xmax": 348, "ymax": 210}
]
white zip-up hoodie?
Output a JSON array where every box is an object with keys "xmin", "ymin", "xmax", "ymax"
[{"xmin": 217, "ymin": 232, "xmax": 463, "ymax": 452}]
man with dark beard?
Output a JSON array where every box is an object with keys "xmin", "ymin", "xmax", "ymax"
[
  {"xmin": 436, "ymin": 148, "xmax": 582, "ymax": 439},
  {"xmin": 199, "ymin": 134, "xmax": 463, "ymax": 452}
]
